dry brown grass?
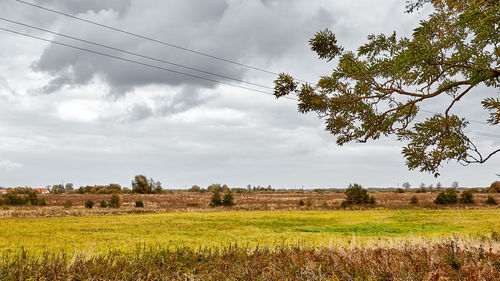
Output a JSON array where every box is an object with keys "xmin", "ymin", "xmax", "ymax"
[
  {"xmin": 0, "ymin": 191, "xmax": 498, "ymax": 218},
  {"xmin": 1, "ymin": 240, "xmax": 499, "ymax": 280}
]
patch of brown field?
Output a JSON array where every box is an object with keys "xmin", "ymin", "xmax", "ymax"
[{"xmin": 0, "ymin": 191, "xmax": 498, "ymax": 218}]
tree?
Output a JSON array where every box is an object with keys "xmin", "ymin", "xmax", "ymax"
[
  {"xmin": 452, "ymin": 181, "xmax": 460, "ymax": 189},
  {"xmin": 131, "ymin": 175, "xmax": 160, "ymax": 194},
  {"xmin": 27, "ymin": 190, "xmax": 39, "ymax": 206},
  {"xmin": 343, "ymin": 183, "xmax": 375, "ymax": 205},
  {"xmin": 274, "ymin": 0, "xmax": 500, "ymax": 177},
  {"xmin": 489, "ymin": 181, "xmax": 500, "ymax": 192},
  {"xmin": 210, "ymin": 189, "xmax": 222, "ymax": 207},
  {"xmin": 222, "ymin": 191, "xmax": 235, "ymax": 207},
  {"xmin": 51, "ymin": 184, "xmax": 66, "ymax": 194},
  {"xmin": 65, "ymin": 183, "xmax": 74, "ymax": 191},
  {"xmin": 402, "ymin": 182, "xmax": 411, "ymax": 191}
]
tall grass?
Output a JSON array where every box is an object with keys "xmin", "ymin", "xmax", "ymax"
[{"xmin": 0, "ymin": 241, "xmax": 498, "ymax": 280}]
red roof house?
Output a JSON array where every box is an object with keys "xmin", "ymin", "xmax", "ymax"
[{"xmin": 34, "ymin": 188, "xmax": 49, "ymax": 194}]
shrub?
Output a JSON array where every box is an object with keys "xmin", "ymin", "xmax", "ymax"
[
  {"xmin": 39, "ymin": 198, "xmax": 47, "ymax": 206},
  {"xmin": 340, "ymin": 200, "xmax": 349, "ymax": 209},
  {"xmin": 2, "ymin": 194, "xmax": 27, "ymax": 206},
  {"xmin": 460, "ymin": 189, "xmax": 474, "ymax": 204},
  {"xmin": 486, "ymin": 195, "xmax": 497, "ymax": 205},
  {"xmin": 395, "ymin": 188, "xmax": 405, "ymax": 193},
  {"xmin": 415, "ymin": 187, "xmax": 427, "ymax": 193},
  {"xmin": 84, "ymin": 200, "xmax": 94, "ymax": 209},
  {"xmin": 305, "ymin": 198, "xmax": 313, "ymax": 207},
  {"xmin": 64, "ymin": 200, "xmax": 73, "ymax": 209},
  {"xmin": 109, "ymin": 194, "xmax": 122, "ymax": 208},
  {"xmin": 344, "ymin": 184, "xmax": 372, "ymax": 205},
  {"xmin": 210, "ymin": 190, "xmax": 222, "ymax": 207},
  {"xmin": 434, "ymin": 188, "xmax": 458, "ymax": 205},
  {"xmin": 410, "ymin": 196, "xmax": 419, "ymax": 205},
  {"xmin": 489, "ymin": 181, "xmax": 500, "ymax": 193},
  {"xmin": 298, "ymin": 199, "xmax": 305, "ymax": 207},
  {"xmin": 99, "ymin": 200, "xmax": 108, "ymax": 208},
  {"xmin": 27, "ymin": 191, "xmax": 39, "ymax": 206},
  {"xmin": 222, "ymin": 191, "xmax": 234, "ymax": 207},
  {"xmin": 135, "ymin": 200, "xmax": 144, "ymax": 208}
]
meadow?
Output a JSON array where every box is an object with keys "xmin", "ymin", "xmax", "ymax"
[{"xmin": 0, "ymin": 209, "xmax": 498, "ymax": 255}]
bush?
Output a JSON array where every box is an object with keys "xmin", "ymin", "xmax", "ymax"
[
  {"xmin": 27, "ymin": 191, "xmax": 39, "ymax": 206},
  {"xmin": 135, "ymin": 200, "xmax": 144, "ymax": 208},
  {"xmin": 486, "ymin": 195, "xmax": 497, "ymax": 205},
  {"xmin": 222, "ymin": 191, "xmax": 234, "ymax": 207},
  {"xmin": 64, "ymin": 200, "xmax": 73, "ymax": 209},
  {"xmin": 415, "ymin": 187, "xmax": 427, "ymax": 193},
  {"xmin": 99, "ymin": 200, "xmax": 108, "ymax": 208},
  {"xmin": 489, "ymin": 181, "xmax": 500, "ymax": 193},
  {"xmin": 434, "ymin": 188, "xmax": 458, "ymax": 205},
  {"xmin": 109, "ymin": 194, "xmax": 122, "ymax": 208},
  {"xmin": 84, "ymin": 200, "xmax": 94, "ymax": 209},
  {"xmin": 460, "ymin": 189, "xmax": 474, "ymax": 204},
  {"xmin": 306, "ymin": 198, "xmax": 313, "ymax": 207},
  {"xmin": 410, "ymin": 196, "xmax": 419, "ymax": 204},
  {"xmin": 343, "ymin": 184, "xmax": 373, "ymax": 205},
  {"xmin": 39, "ymin": 198, "xmax": 47, "ymax": 206},
  {"xmin": 340, "ymin": 200, "xmax": 349, "ymax": 209},
  {"xmin": 210, "ymin": 190, "xmax": 222, "ymax": 207},
  {"xmin": 298, "ymin": 199, "xmax": 305, "ymax": 207},
  {"xmin": 395, "ymin": 188, "xmax": 405, "ymax": 193},
  {"xmin": 2, "ymin": 194, "xmax": 27, "ymax": 206}
]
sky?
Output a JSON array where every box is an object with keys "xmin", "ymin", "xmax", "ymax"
[{"xmin": 0, "ymin": 0, "xmax": 498, "ymax": 189}]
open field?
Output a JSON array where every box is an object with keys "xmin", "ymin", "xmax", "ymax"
[
  {"xmin": 0, "ymin": 209, "xmax": 499, "ymax": 255},
  {"xmin": 1, "ymin": 192, "xmax": 499, "ymax": 218}
]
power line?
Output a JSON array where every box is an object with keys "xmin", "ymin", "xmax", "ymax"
[
  {"xmin": 0, "ymin": 17, "xmax": 274, "ymax": 90},
  {"xmin": 0, "ymin": 27, "xmax": 298, "ymax": 101},
  {"xmin": 16, "ymin": 0, "xmax": 307, "ymax": 81}
]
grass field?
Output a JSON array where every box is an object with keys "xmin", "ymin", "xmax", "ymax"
[{"xmin": 1, "ymin": 209, "xmax": 498, "ymax": 255}]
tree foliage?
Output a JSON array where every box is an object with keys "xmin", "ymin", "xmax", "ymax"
[
  {"xmin": 434, "ymin": 188, "xmax": 458, "ymax": 204},
  {"xmin": 210, "ymin": 190, "xmax": 222, "ymax": 207},
  {"xmin": 343, "ymin": 184, "xmax": 375, "ymax": 205},
  {"xmin": 274, "ymin": 0, "xmax": 499, "ymax": 177},
  {"xmin": 132, "ymin": 175, "xmax": 162, "ymax": 194}
]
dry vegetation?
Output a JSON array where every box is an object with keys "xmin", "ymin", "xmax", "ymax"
[
  {"xmin": 1, "ymin": 240, "xmax": 499, "ymax": 280},
  {"xmin": 0, "ymin": 192, "xmax": 498, "ymax": 218}
]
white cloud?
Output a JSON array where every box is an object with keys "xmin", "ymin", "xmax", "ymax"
[{"xmin": 0, "ymin": 160, "xmax": 23, "ymax": 171}]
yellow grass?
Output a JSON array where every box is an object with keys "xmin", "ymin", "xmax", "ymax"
[{"xmin": 0, "ymin": 209, "xmax": 498, "ymax": 255}]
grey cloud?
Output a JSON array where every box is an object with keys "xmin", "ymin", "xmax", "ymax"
[
  {"xmin": 126, "ymin": 104, "xmax": 154, "ymax": 122},
  {"xmin": 158, "ymin": 86, "xmax": 210, "ymax": 116},
  {"xmin": 33, "ymin": 0, "xmax": 132, "ymax": 15},
  {"xmin": 32, "ymin": 0, "xmax": 335, "ymax": 97}
]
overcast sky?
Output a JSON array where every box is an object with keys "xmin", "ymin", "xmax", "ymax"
[{"xmin": 0, "ymin": 0, "xmax": 498, "ymax": 189}]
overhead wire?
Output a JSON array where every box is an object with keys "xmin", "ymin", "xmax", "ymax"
[
  {"xmin": 0, "ymin": 17, "xmax": 275, "ymax": 90},
  {"xmin": 0, "ymin": 27, "xmax": 298, "ymax": 101},
  {"xmin": 15, "ymin": 0, "xmax": 311, "ymax": 83}
]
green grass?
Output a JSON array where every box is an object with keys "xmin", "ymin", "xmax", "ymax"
[{"xmin": 0, "ymin": 209, "xmax": 498, "ymax": 254}]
